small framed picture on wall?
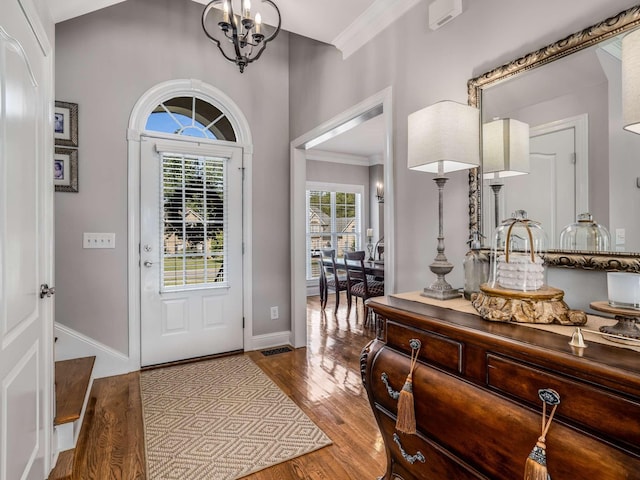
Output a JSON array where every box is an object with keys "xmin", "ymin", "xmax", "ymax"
[
  {"xmin": 54, "ymin": 147, "xmax": 78, "ymax": 192},
  {"xmin": 54, "ymin": 101, "xmax": 78, "ymax": 147}
]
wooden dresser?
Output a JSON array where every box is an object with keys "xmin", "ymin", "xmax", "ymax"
[{"xmin": 361, "ymin": 295, "xmax": 640, "ymax": 480}]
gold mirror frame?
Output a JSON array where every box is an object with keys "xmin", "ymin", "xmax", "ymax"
[{"xmin": 467, "ymin": 4, "xmax": 640, "ymax": 273}]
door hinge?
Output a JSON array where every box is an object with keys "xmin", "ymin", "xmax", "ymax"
[
  {"xmin": 242, "ymin": 243, "xmax": 245, "ymax": 254},
  {"xmin": 571, "ymin": 152, "xmax": 577, "ymax": 164},
  {"xmin": 242, "ymin": 317, "xmax": 245, "ymax": 328}
]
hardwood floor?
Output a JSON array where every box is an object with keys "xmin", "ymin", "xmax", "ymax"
[{"xmin": 67, "ymin": 294, "xmax": 386, "ymax": 479}]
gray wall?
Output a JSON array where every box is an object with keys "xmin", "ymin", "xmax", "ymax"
[
  {"xmin": 306, "ymin": 160, "xmax": 370, "ymax": 193},
  {"xmin": 55, "ymin": 0, "xmax": 640, "ymax": 353},
  {"xmin": 55, "ymin": 0, "xmax": 290, "ymax": 351},
  {"xmin": 289, "ymin": 0, "xmax": 639, "ymax": 304},
  {"xmin": 369, "ymin": 164, "xmax": 384, "ymax": 241}
]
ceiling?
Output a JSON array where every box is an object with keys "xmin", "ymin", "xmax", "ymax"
[
  {"xmin": 48, "ymin": 0, "xmax": 421, "ymax": 52},
  {"xmin": 48, "ymin": 0, "xmax": 423, "ymax": 158},
  {"xmin": 309, "ymin": 114, "xmax": 386, "ymax": 161}
]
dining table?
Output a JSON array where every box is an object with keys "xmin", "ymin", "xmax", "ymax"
[{"xmin": 318, "ymin": 256, "xmax": 384, "ymax": 307}]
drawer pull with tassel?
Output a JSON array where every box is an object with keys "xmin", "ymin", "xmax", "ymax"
[
  {"xmin": 524, "ymin": 388, "xmax": 561, "ymax": 480},
  {"xmin": 381, "ymin": 373, "xmax": 400, "ymax": 400},
  {"xmin": 393, "ymin": 433, "xmax": 426, "ymax": 465},
  {"xmin": 396, "ymin": 338, "xmax": 422, "ymax": 434}
]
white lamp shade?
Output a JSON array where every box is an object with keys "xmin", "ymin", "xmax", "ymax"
[
  {"xmin": 482, "ymin": 118, "xmax": 530, "ymax": 179},
  {"xmin": 623, "ymin": 28, "xmax": 640, "ymax": 134},
  {"xmin": 408, "ymin": 100, "xmax": 480, "ymax": 174}
]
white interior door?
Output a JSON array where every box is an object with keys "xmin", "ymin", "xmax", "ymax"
[
  {"xmin": 503, "ymin": 153, "xmax": 557, "ymax": 239},
  {"xmin": 0, "ymin": 2, "xmax": 52, "ymax": 479},
  {"xmin": 498, "ymin": 127, "xmax": 577, "ymax": 248},
  {"xmin": 140, "ymin": 137, "xmax": 243, "ymax": 366}
]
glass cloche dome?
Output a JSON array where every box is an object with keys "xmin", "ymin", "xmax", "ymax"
[
  {"xmin": 559, "ymin": 213, "xmax": 610, "ymax": 251},
  {"xmin": 488, "ymin": 210, "xmax": 548, "ymax": 292}
]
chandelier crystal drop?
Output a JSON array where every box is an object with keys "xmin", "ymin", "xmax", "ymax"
[{"xmin": 201, "ymin": 0, "xmax": 281, "ymax": 73}]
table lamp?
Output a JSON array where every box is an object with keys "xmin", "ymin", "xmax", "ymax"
[
  {"xmin": 482, "ymin": 118, "xmax": 530, "ymax": 229},
  {"xmin": 408, "ymin": 100, "xmax": 480, "ymax": 300}
]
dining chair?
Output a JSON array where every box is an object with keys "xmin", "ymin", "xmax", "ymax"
[
  {"xmin": 343, "ymin": 250, "xmax": 385, "ymax": 328},
  {"xmin": 319, "ymin": 249, "xmax": 352, "ymax": 312}
]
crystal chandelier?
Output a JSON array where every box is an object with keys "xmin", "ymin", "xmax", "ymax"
[{"xmin": 202, "ymin": 0, "xmax": 281, "ymax": 73}]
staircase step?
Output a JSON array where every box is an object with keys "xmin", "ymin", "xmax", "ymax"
[
  {"xmin": 48, "ymin": 449, "xmax": 74, "ymax": 480},
  {"xmin": 54, "ymin": 356, "xmax": 95, "ymax": 426}
]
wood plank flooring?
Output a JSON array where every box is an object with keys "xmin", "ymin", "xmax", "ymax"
[{"xmin": 67, "ymin": 294, "xmax": 385, "ymax": 479}]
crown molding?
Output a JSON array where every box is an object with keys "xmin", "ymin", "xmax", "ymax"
[
  {"xmin": 306, "ymin": 149, "xmax": 372, "ymax": 167},
  {"xmin": 601, "ymin": 37, "xmax": 622, "ymax": 60},
  {"xmin": 369, "ymin": 153, "xmax": 383, "ymax": 165},
  {"xmin": 332, "ymin": 0, "xmax": 422, "ymax": 59}
]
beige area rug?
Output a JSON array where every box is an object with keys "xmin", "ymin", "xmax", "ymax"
[{"xmin": 140, "ymin": 355, "xmax": 332, "ymax": 479}]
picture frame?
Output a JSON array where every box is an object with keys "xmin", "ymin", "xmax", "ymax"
[
  {"xmin": 54, "ymin": 101, "xmax": 78, "ymax": 147},
  {"xmin": 54, "ymin": 147, "xmax": 78, "ymax": 192}
]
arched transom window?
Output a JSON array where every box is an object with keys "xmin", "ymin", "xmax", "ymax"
[{"xmin": 145, "ymin": 96, "xmax": 237, "ymax": 141}]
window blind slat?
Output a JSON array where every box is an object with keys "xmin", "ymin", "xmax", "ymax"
[{"xmin": 161, "ymin": 152, "xmax": 228, "ymax": 290}]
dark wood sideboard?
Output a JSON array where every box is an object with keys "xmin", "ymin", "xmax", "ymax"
[{"xmin": 361, "ymin": 295, "xmax": 640, "ymax": 480}]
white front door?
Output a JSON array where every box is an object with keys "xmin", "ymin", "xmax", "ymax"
[
  {"xmin": 140, "ymin": 137, "xmax": 244, "ymax": 366},
  {"xmin": 0, "ymin": 1, "xmax": 53, "ymax": 479}
]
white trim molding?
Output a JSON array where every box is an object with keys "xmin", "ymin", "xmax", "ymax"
[
  {"xmin": 127, "ymin": 79, "xmax": 254, "ymax": 369},
  {"xmin": 332, "ymin": 0, "xmax": 423, "ymax": 59},
  {"xmin": 249, "ymin": 331, "xmax": 293, "ymax": 351},
  {"xmin": 54, "ymin": 323, "xmax": 129, "ymax": 379},
  {"xmin": 306, "ymin": 149, "xmax": 371, "ymax": 167}
]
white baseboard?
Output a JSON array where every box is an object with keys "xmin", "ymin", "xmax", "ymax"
[
  {"xmin": 246, "ymin": 331, "xmax": 293, "ymax": 351},
  {"xmin": 55, "ymin": 323, "xmax": 295, "ymax": 374},
  {"xmin": 54, "ymin": 323, "xmax": 137, "ymax": 378}
]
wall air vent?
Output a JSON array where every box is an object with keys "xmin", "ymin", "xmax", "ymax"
[{"xmin": 429, "ymin": 0, "xmax": 463, "ymax": 31}]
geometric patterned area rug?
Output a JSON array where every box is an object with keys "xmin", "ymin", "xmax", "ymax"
[{"xmin": 140, "ymin": 355, "xmax": 332, "ymax": 480}]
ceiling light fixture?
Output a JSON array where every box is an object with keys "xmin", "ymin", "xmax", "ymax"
[{"xmin": 202, "ymin": 0, "xmax": 281, "ymax": 73}]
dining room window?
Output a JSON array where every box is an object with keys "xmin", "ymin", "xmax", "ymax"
[{"xmin": 306, "ymin": 182, "xmax": 364, "ymax": 281}]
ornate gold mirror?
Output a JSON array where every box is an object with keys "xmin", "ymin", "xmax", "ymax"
[{"xmin": 468, "ymin": 4, "xmax": 640, "ymax": 273}]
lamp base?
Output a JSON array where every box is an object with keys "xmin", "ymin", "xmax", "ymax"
[{"xmin": 421, "ymin": 285, "xmax": 461, "ymax": 300}]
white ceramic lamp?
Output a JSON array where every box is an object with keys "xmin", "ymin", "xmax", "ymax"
[
  {"xmin": 482, "ymin": 118, "xmax": 530, "ymax": 179},
  {"xmin": 482, "ymin": 118, "xmax": 530, "ymax": 229},
  {"xmin": 408, "ymin": 100, "xmax": 480, "ymax": 300}
]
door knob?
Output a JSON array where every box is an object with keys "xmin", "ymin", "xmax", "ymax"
[
  {"xmin": 40, "ymin": 284, "xmax": 55, "ymax": 299},
  {"xmin": 143, "ymin": 261, "xmax": 154, "ymax": 267}
]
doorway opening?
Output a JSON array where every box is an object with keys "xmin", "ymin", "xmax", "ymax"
[{"xmin": 290, "ymin": 87, "xmax": 394, "ymax": 348}]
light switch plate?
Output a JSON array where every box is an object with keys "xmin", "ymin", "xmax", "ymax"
[{"xmin": 83, "ymin": 232, "xmax": 116, "ymax": 249}]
